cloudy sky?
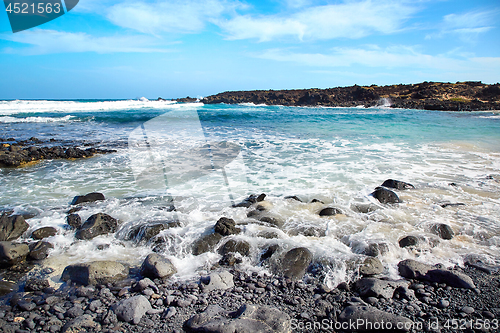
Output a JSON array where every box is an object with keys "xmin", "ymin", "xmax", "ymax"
[{"xmin": 0, "ymin": 0, "xmax": 499, "ymax": 99}]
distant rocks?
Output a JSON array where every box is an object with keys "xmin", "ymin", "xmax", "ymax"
[
  {"xmin": 0, "ymin": 144, "xmax": 116, "ymax": 168},
  {"xmin": 233, "ymin": 193, "xmax": 266, "ymax": 208},
  {"xmin": 381, "ymin": 179, "xmax": 415, "ymax": 190},
  {"xmin": 202, "ymin": 82, "xmax": 500, "ymax": 111},
  {"xmin": 214, "ymin": 217, "xmax": 241, "ymax": 236}
]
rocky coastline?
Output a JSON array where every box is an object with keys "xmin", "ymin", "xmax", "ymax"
[
  {"xmin": 0, "ymin": 179, "xmax": 499, "ymax": 332},
  {"xmin": 201, "ymin": 81, "xmax": 500, "ymax": 111},
  {"xmin": 0, "ymin": 137, "xmax": 116, "ymax": 168}
]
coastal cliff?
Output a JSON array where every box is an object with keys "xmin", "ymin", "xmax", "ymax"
[{"xmin": 202, "ymin": 81, "xmax": 500, "ymax": 111}]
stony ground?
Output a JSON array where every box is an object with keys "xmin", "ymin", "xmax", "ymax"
[{"xmin": 0, "ymin": 262, "xmax": 499, "ymax": 333}]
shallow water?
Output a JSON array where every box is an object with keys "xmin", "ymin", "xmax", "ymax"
[{"xmin": 1, "ymin": 100, "xmax": 499, "ymax": 286}]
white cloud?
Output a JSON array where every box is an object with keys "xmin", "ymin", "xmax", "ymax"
[
  {"xmin": 1, "ymin": 29, "xmax": 169, "ymax": 55},
  {"xmin": 427, "ymin": 9, "xmax": 497, "ymax": 40},
  {"xmin": 106, "ymin": 0, "xmax": 241, "ymax": 35},
  {"xmin": 257, "ymin": 45, "xmax": 500, "ymax": 74},
  {"xmin": 219, "ymin": 0, "xmax": 419, "ymax": 41}
]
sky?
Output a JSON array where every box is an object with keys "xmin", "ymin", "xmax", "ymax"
[{"xmin": 0, "ymin": 0, "xmax": 499, "ymax": 99}]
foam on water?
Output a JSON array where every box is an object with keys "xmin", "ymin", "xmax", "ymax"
[
  {"xmin": 1, "ymin": 103, "xmax": 500, "ymax": 286},
  {"xmin": 0, "ymin": 115, "xmax": 76, "ymax": 123}
]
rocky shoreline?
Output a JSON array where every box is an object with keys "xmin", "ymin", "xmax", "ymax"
[
  {"xmin": 0, "ymin": 179, "xmax": 499, "ymax": 332},
  {"xmin": 201, "ymin": 81, "xmax": 500, "ymax": 111},
  {"xmin": 0, "ymin": 137, "xmax": 116, "ymax": 168}
]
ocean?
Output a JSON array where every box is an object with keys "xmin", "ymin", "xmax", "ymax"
[{"xmin": 1, "ymin": 99, "xmax": 499, "ymax": 287}]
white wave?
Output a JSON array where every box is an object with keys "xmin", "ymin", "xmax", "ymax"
[
  {"xmin": 0, "ymin": 115, "xmax": 76, "ymax": 123},
  {"xmin": 0, "ymin": 99, "xmax": 179, "ymax": 115}
]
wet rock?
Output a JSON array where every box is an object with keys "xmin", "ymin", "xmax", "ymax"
[
  {"xmin": 0, "ymin": 281, "xmax": 16, "ymax": 296},
  {"xmin": 371, "ymin": 187, "xmax": 402, "ymax": 204},
  {"xmin": 61, "ymin": 314, "xmax": 101, "ymax": 333},
  {"xmin": 360, "ymin": 257, "xmax": 384, "ymax": 276},
  {"xmin": 260, "ymin": 244, "xmax": 279, "ymax": 262},
  {"xmin": 440, "ymin": 202, "xmax": 466, "ymax": 208},
  {"xmin": 27, "ymin": 241, "xmax": 54, "ymax": 260},
  {"xmin": 24, "ymin": 277, "xmax": 50, "ymax": 291},
  {"xmin": 75, "ymin": 213, "xmax": 118, "ymax": 240},
  {"xmin": 61, "ymin": 261, "xmax": 129, "ymax": 285},
  {"xmin": 113, "ymin": 295, "xmax": 152, "ymax": 324},
  {"xmin": 398, "ymin": 259, "xmax": 475, "ymax": 288},
  {"xmin": 184, "ymin": 304, "xmax": 290, "ymax": 333},
  {"xmin": 140, "ymin": 253, "xmax": 177, "ymax": 279},
  {"xmin": 0, "ymin": 214, "xmax": 29, "ymax": 241},
  {"xmin": 339, "ymin": 304, "xmax": 413, "ymax": 332},
  {"xmin": 192, "ymin": 232, "xmax": 223, "ymax": 255},
  {"xmin": 360, "ymin": 242, "xmax": 390, "ymax": 257},
  {"xmin": 66, "ymin": 214, "xmax": 82, "ymax": 229},
  {"xmin": 319, "ymin": 207, "xmax": 342, "ymax": 216},
  {"xmin": 233, "ymin": 194, "xmax": 266, "ymax": 208},
  {"xmin": 219, "ymin": 253, "xmax": 242, "ymax": 266},
  {"xmin": 464, "ymin": 256, "xmax": 500, "ymax": 274},
  {"xmin": 0, "ymin": 241, "xmax": 29, "ymax": 266},
  {"xmin": 127, "ymin": 221, "xmax": 181, "ymax": 243},
  {"xmin": 381, "ymin": 179, "xmax": 415, "ymax": 190},
  {"xmin": 219, "ymin": 239, "xmax": 250, "ymax": 256},
  {"xmin": 281, "ymin": 247, "xmax": 313, "ymax": 281},
  {"xmin": 288, "ymin": 225, "xmax": 326, "ymax": 237},
  {"xmin": 398, "ymin": 235, "xmax": 419, "ymax": 248},
  {"xmin": 430, "ymin": 223, "xmax": 454, "ymax": 240},
  {"xmin": 200, "ymin": 271, "xmax": 234, "ymax": 292},
  {"xmin": 284, "ymin": 195, "xmax": 302, "ymax": 202},
  {"xmin": 31, "ymin": 227, "xmax": 57, "ymax": 240},
  {"xmin": 71, "ymin": 192, "xmax": 105, "ymax": 205},
  {"xmin": 214, "ymin": 217, "xmax": 240, "ymax": 236},
  {"xmin": 259, "ymin": 216, "xmax": 284, "ymax": 228},
  {"xmin": 356, "ymin": 278, "xmax": 409, "ymax": 299}
]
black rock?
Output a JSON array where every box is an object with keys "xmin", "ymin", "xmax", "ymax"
[
  {"xmin": 260, "ymin": 244, "xmax": 279, "ymax": 262},
  {"xmin": 371, "ymin": 187, "xmax": 402, "ymax": 204},
  {"xmin": 381, "ymin": 179, "xmax": 415, "ymax": 190},
  {"xmin": 319, "ymin": 207, "xmax": 342, "ymax": 216},
  {"xmin": 218, "ymin": 239, "xmax": 250, "ymax": 256},
  {"xmin": 214, "ymin": 217, "xmax": 240, "ymax": 236},
  {"xmin": 31, "ymin": 227, "xmax": 57, "ymax": 240},
  {"xmin": 0, "ymin": 241, "xmax": 29, "ymax": 266},
  {"xmin": 192, "ymin": 233, "xmax": 223, "ymax": 255},
  {"xmin": 281, "ymin": 247, "xmax": 313, "ymax": 281},
  {"xmin": 233, "ymin": 194, "xmax": 266, "ymax": 208},
  {"xmin": 126, "ymin": 221, "xmax": 181, "ymax": 243},
  {"xmin": 399, "ymin": 235, "xmax": 419, "ymax": 248},
  {"xmin": 25, "ymin": 277, "xmax": 50, "ymax": 292},
  {"xmin": 0, "ymin": 213, "xmax": 29, "ymax": 241},
  {"xmin": 140, "ymin": 253, "xmax": 177, "ymax": 279},
  {"xmin": 71, "ymin": 192, "xmax": 105, "ymax": 206},
  {"xmin": 440, "ymin": 202, "xmax": 466, "ymax": 208},
  {"xmin": 430, "ymin": 223, "xmax": 454, "ymax": 240},
  {"xmin": 75, "ymin": 213, "xmax": 118, "ymax": 240},
  {"xmin": 284, "ymin": 196, "xmax": 302, "ymax": 202},
  {"xmin": 28, "ymin": 241, "xmax": 54, "ymax": 260},
  {"xmin": 66, "ymin": 214, "xmax": 82, "ymax": 229}
]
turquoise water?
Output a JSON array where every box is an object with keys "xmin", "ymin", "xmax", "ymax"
[{"xmin": 1, "ymin": 100, "xmax": 499, "ymax": 284}]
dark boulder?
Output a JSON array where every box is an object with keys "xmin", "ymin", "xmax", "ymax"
[
  {"xmin": 319, "ymin": 207, "xmax": 342, "ymax": 216},
  {"xmin": 398, "ymin": 235, "xmax": 419, "ymax": 248},
  {"xmin": 126, "ymin": 221, "xmax": 181, "ymax": 243},
  {"xmin": 233, "ymin": 193, "xmax": 266, "ymax": 208},
  {"xmin": 192, "ymin": 233, "xmax": 223, "ymax": 255},
  {"xmin": 71, "ymin": 192, "xmax": 105, "ymax": 205},
  {"xmin": 214, "ymin": 217, "xmax": 240, "ymax": 236},
  {"xmin": 75, "ymin": 213, "xmax": 118, "ymax": 240},
  {"xmin": 184, "ymin": 304, "xmax": 290, "ymax": 333},
  {"xmin": 281, "ymin": 247, "xmax": 313, "ymax": 281},
  {"xmin": 61, "ymin": 261, "xmax": 129, "ymax": 285},
  {"xmin": 260, "ymin": 244, "xmax": 279, "ymax": 262},
  {"xmin": 140, "ymin": 253, "xmax": 176, "ymax": 279},
  {"xmin": 360, "ymin": 242, "xmax": 390, "ymax": 257},
  {"xmin": 0, "ymin": 241, "xmax": 29, "ymax": 266},
  {"xmin": 359, "ymin": 257, "xmax": 384, "ymax": 276},
  {"xmin": 218, "ymin": 239, "xmax": 250, "ymax": 256},
  {"xmin": 28, "ymin": 241, "xmax": 54, "ymax": 260},
  {"xmin": 31, "ymin": 226, "xmax": 57, "ymax": 240},
  {"xmin": 371, "ymin": 187, "xmax": 401, "ymax": 204},
  {"xmin": 284, "ymin": 195, "xmax": 302, "ymax": 202},
  {"xmin": 0, "ymin": 213, "xmax": 29, "ymax": 241},
  {"xmin": 381, "ymin": 179, "xmax": 415, "ymax": 190},
  {"xmin": 430, "ymin": 223, "xmax": 454, "ymax": 240},
  {"xmin": 66, "ymin": 214, "xmax": 82, "ymax": 229},
  {"xmin": 398, "ymin": 259, "xmax": 475, "ymax": 288}
]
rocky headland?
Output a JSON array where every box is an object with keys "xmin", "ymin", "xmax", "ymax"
[
  {"xmin": 0, "ymin": 180, "xmax": 499, "ymax": 332},
  {"xmin": 202, "ymin": 81, "xmax": 500, "ymax": 111}
]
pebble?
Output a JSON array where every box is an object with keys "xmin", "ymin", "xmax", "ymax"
[
  {"xmin": 437, "ymin": 299, "xmax": 450, "ymax": 308},
  {"xmin": 461, "ymin": 306, "xmax": 475, "ymax": 314}
]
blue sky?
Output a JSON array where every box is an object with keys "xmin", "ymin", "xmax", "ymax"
[{"xmin": 0, "ymin": 0, "xmax": 499, "ymax": 99}]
